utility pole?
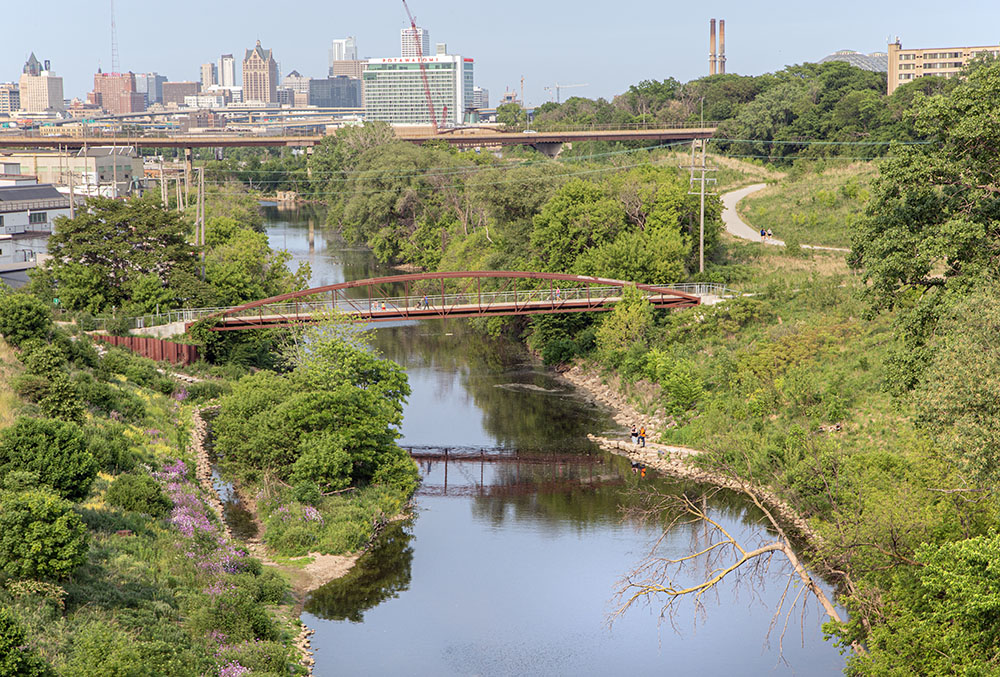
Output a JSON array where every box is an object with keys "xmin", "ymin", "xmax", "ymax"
[
  {"xmin": 682, "ymin": 137, "xmax": 717, "ymax": 274},
  {"xmin": 197, "ymin": 167, "xmax": 206, "ymax": 281},
  {"xmin": 159, "ymin": 161, "xmax": 168, "ymax": 207}
]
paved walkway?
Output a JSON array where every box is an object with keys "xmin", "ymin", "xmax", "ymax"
[{"xmin": 722, "ymin": 183, "xmax": 850, "ymax": 253}]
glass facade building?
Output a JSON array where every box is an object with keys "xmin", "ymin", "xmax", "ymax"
[{"xmin": 363, "ymin": 55, "xmax": 473, "ymax": 126}]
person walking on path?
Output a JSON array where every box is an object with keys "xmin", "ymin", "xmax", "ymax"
[
  {"xmin": 639, "ymin": 426, "xmax": 646, "ymax": 448},
  {"xmin": 760, "ymin": 227, "xmax": 767, "ymax": 243},
  {"xmin": 766, "ymin": 228, "xmax": 773, "ymax": 241},
  {"xmin": 631, "ymin": 424, "xmax": 638, "ymax": 445}
]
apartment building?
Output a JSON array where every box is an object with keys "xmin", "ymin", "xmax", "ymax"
[{"xmin": 888, "ymin": 39, "xmax": 1000, "ymax": 94}]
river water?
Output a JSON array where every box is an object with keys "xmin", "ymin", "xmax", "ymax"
[{"xmin": 264, "ymin": 206, "xmax": 846, "ymax": 676}]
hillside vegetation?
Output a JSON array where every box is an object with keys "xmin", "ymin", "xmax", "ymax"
[{"xmin": 739, "ymin": 161, "xmax": 877, "ymax": 248}]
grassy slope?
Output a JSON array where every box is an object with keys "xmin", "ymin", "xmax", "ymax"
[
  {"xmin": 737, "ymin": 162, "xmax": 877, "ymax": 248},
  {"xmin": 0, "ymin": 341, "xmax": 304, "ymax": 675},
  {"xmin": 600, "ymin": 239, "xmax": 981, "ymax": 626}
]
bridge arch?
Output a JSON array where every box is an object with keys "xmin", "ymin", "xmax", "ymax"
[{"xmin": 199, "ymin": 271, "xmax": 702, "ymax": 331}]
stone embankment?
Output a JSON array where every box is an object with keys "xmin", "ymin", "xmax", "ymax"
[{"xmin": 561, "ymin": 364, "xmax": 824, "ymax": 548}]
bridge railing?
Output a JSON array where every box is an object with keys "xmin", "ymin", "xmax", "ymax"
[{"xmin": 88, "ymin": 283, "xmax": 738, "ymax": 331}]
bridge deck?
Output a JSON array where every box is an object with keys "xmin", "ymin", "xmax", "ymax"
[{"xmin": 207, "ymin": 294, "xmax": 698, "ymax": 330}]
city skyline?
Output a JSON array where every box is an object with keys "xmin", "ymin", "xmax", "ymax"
[{"xmin": 2, "ymin": 0, "xmax": 998, "ymax": 106}]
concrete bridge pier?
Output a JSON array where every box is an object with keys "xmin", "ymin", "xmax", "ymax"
[{"xmin": 531, "ymin": 142, "xmax": 565, "ymax": 159}]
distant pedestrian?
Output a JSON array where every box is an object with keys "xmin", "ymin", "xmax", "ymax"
[
  {"xmin": 421, "ymin": 295, "xmax": 429, "ymax": 309},
  {"xmin": 631, "ymin": 424, "xmax": 638, "ymax": 445},
  {"xmin": 760, "ymin": 228, "xmax": 767, "ymax": 242},
  {"xmin": 766, "ymin": 228, "xmax": 773, "ymax": 241},
  {"xmin": 381, "ymin": 301, "xmax": 387, "ymax": 311},
  {"xmin": 554, "ymin": 287, "xmax": 561, "ymax": 301},
  {"xmin": 639, "ymin": 426, "xmax": 646, "ymax": 448}
]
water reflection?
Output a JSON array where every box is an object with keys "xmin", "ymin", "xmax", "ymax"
[
  {"xmin": 305, "ymin": 521, "xmax": 415, "ymax": 623},
  {"xmin": 269, "ymin": 207, "xmax": 845, "ymax": 676}
]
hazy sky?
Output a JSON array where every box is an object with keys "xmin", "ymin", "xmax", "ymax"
[{"xmin": 3, "ymin": 0, "xmax": 998, "ymax": 106}]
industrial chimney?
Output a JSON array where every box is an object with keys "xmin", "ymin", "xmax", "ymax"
[
  {"xmin": 719, "ymin": 19, "xmax": 726, "ymax": 74},
  {"xmin": 709, "ymin": 19, "xmax": 717, "ymax": 75}
]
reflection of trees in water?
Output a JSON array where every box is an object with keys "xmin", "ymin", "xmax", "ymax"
[
  {"xmin": 374, "ymin": 323, "xmax": 616, "ymax": 453},
  {"xmin": 304, "ymin": 521, "xmax": 414, "ymax": 622}
]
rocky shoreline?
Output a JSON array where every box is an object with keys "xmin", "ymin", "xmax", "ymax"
[{"xmin": 559, "ymin": 363, "xmax": 825, "ymax": 548}]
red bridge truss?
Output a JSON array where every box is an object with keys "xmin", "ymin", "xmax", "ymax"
[{"xmin": 196, "ymin": 271, "xmax": 703, "ymax": 331}]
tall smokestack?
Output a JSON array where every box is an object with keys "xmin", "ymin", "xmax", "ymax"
[
  {"xmin": 710, "ymin": 19, "xmax": 717, "ymax": 76},
  {"xmin": 719, "ymin": 19, "xmax": 726, "ymax": 74}
]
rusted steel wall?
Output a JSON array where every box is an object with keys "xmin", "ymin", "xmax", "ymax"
[{"xmin": 94, "ymin": 334, "xmax": 199, "ymax": 366}]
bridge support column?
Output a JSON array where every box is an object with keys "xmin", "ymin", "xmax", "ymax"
[
  {"xmin": 306, "ymin": 146, "xmax": 314, "ymax": 180},
  {"xmin": 531, "ymin": 142, "xmax": 564, "ymax": 159}
]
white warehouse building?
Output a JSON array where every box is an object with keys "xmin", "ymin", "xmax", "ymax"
[{"xmin": 363, "ymin": 55, "xmax": 474, "ymax": 126}]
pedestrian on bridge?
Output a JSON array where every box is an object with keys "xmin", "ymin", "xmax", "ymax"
[{"xmin": 422, "ymin": 295, "xmax": 429, "ymax": 309}]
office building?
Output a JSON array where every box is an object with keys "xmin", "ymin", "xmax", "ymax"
[
  {"xmin": 887, "ymin": 39, "xmax": 1000, "ymax": 94},
  {"xmin": 218, "ymin": 54, "xmax": 237, "ymax": 88},
  {"xmin": 818, "ymin": 50, "xmax": 888, "ymax": 72},
  {"xmin": 309, "ymin": 76, "xmax": 362, "ymax": 108},
  {"xmin": 134, "ymin": 73, "xmax": 167, "ymax": 107},
  {"xmin": 401, "ymin": 27, "xmax": 431, "ymax": 57},
  {"xmin": 364, "ymin": 54, "xmax": 473, "ymax": 125},
  {"xmin": 330, "ymin": 37, "xmax": 358, "ymax": 65},
  {"xmin": 88, "ymin": 72, "xmax": 145, "ymax": 115},
  {"xmin": 0, "ymin": 84, "xmax": 19, "ymax": 115},
  {"xmin": 201, "ymin": 62, "xmax": 218, "ymax": 88},
  {"xmin": 162, "ymin": 81, "xmax": 201, "ymax": 106},
  {"xmin": 330, "ymin": 60, "xmax": 366, "ymax": 79},
  {"xmin": 18, "ymin": 55, "xmax": 64, "ymax": 113},
  {"xmin": 184, "ymin": 94, "xmax": 228, "ymax": 109},
  {"xmin": 472, "ymin": 86, "xmax": 488, "ymax": 109},
  {"xmin": 242, "ymin": 40, "xmax": 279, "ymax": 104}
]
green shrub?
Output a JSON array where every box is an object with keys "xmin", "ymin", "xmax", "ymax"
[
  {"xmin": 12, "ymin": 373, "xmax": 51, "ymax": 403},
  {"xmin": 104, "ymin": 315, "xmax": 133, "ymax": 337},
  {"xmin": 0, "ymin": 607, "xmax": 51, "ymax": 676},
  {"xmin": 0, "ymin": 489, "xmax": 89, "ymax": 579},
  {"xmin": 23, "ymin": 343, "xmax": 67, "ymax": 378},
  {"xmin": 185, "ymin": 380, "xmax": 231, "ymax": 402},
  {"xmin": 65, "ymin": 621, "xmax": 142, "ymax": 677},
  {"xmin": 0, "ymin": 292, "xmax": 52, "ymax": 347},
  {"xmin": 541, "ymin": 337, "xmax": 578, "ymax": 365},
  {"xmin": 37, "ymin": 374, "xmax": 86, "ymax": 424},
  {"xmin": 0, "ymin": 417, "xmax": 97, "ymax": 501},
  {"xmin": 74, "ymin": 372, "xmax": 147, "ymax": 422},
  {"xmin": 2, "ymin": 470, "xmax": 40, "ymax": 492},
  {"xmin": 105, "ymin": 474, "xmax": 171, "ymax": 517},
  {"xmin": 76, "ymin": 311, "xmax": 97, "ymax": 331},
  {"xmin": 186, "ymin": 586, "xmax": 279, "ymax": 643},
  {"xmin": 84, "ymin": 423, "xmax": 139, "ymax": 474}
]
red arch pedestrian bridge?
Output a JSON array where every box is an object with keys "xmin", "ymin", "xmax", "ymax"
[{"xmin": 178, "ymin": 272, "xmax": 727, "ymax": 332}]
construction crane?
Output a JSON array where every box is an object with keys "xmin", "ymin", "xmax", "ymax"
[
  {"xmin": 543, "ymin": 83, "xmax": 589, "ymax": 104},
  {"xmin": 401, "ymin": 0, "xmax": 438, "ymax": 133}
]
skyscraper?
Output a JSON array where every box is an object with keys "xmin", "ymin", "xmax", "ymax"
[
  {"xmin": 400, "ymin": 27, "xmax": 431, "ymax": 57},
  {"xmin": 19, "ymin": 55, "xmax": 64, "ymax": 112},
  {"xmin": 88, "ymin": 72, "xmax": 144, "ymax": 115},
  {"xmin": 218, "ymin": 54, "xmax": 237, "ymax": 88},
  {"xmin": 330, "ymin": 37, "xmax": 358, "ymax": 65},
  {"xmin": 200, "ymin": 63, "xmax": 218, "ymax": 88},
  {"xmin": 242, "ymin": 40, "xmax": 278, "ymax": 104}
]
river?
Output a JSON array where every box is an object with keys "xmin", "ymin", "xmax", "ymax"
[{"xmin": 264, "ymin": 205, "xmax": 846, "ymax": 675}]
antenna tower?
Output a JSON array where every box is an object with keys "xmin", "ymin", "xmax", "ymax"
[{"xmin": 110, "ymin": 0, "xmax": 120, "ymax": 74}]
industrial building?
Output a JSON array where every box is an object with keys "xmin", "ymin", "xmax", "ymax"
[
  {"xmin": 0, "ymin": 148, "xmax": 143, "ymax": 198},
  {"xmin": 363, "ymin": 54, "xmax": 474, "ymax": 126},
  {"xmin": 888, "ymin": 39, "xmax": 1000, "ymax": 94}
]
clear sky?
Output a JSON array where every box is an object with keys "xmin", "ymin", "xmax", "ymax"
[{"xmin": 3, "ymin": 0, "xmax": 998, "ymax": 106}]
